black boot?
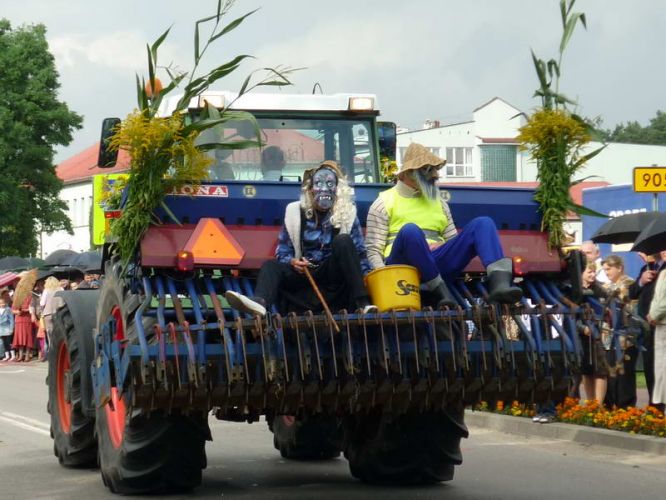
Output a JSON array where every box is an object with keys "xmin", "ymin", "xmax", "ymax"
[
  {"xmin": 432, "ymin": 280, "xmax": 457, "ymax": 308},
  {"xmin": 486, "ymin": 258, "xmax": 522, "ymax": 304}
]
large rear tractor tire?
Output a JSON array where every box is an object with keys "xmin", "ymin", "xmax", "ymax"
[
  {"xmin": 95, "ymin": 262, "xmax": 209, "ymax": 494},
  {"xmin": 344, "ymin": 407, "xmax": 468, "ymax": 485},
  {"xmin": 271, "ymin": 414, "xmax": 341, "ymax": 460},
  {"xmin": 47, "ymin": 303, "xmax": 98, "ymax": 467}
]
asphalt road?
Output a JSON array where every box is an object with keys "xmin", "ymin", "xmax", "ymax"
[{"xmin": 1, "ymin": 361, "xmax": 665, "ymax": 500}]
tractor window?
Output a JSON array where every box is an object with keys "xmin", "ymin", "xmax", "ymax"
[{"xmin": 200, "ymin": 116, "xmax": 379, "ymax": 183}]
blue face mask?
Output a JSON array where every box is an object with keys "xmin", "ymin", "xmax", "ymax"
[{"xmin": 312, "ymin": 168, "xmax": 338, "ymax": 212}]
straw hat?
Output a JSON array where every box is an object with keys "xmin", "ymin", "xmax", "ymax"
[{"xmin": 398, "ymin": 143, "xmax": 446, "ymax": 178}]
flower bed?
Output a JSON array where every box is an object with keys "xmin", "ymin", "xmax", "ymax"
[{"xmin": 475, "ymin": 398, "xmax": 666, "ymax": 438}]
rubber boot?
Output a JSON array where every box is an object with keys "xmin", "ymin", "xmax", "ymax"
[
  {"xmin": 486, "ymin": 257, "xmax": 523, "ymax": 304},
  {"xmin": 423, "ymin": 275, "xmax": 457, "ymax": 308}
]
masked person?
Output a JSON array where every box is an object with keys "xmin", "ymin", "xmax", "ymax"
[
  {"xmin": 365, "ymin": 143, "xmax": 522, "ymax": 307},
  {"xmin": 226, "ymin": 160, "xmax": 377, "ymax": 316}
]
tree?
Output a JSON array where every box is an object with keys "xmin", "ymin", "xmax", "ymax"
[
  {"xmin": 606, "ymin": 111, "xmax": 666, "ymax": 145},
  {"xmin": 0, "ymin": 20, "xmax": 81, "ymax": 257}
]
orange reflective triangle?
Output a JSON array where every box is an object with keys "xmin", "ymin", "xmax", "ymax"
[{"xmin": 183, "ymin": 218, "xmax": 245, "ymax": 266}]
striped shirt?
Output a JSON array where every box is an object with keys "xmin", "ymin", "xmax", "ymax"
[{"xmin": 366, "ymin": 181, "xmax": 457, "ymax": 269}]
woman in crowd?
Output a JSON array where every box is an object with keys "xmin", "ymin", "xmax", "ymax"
[
  {"xmin": 579, "ymin": 261, "xmax": 609, "ymax": 404},
  {"xmin": 40, "ymin": 276, "xmax": 63, "ymax": 361},
  {"xmin": 11, "ymin": 283, "xmax": 35, "ymax": 363},
  {"xmin": 601, "ymin": 255, "xmax": 637, "ymax": 408},
  {"xmin": 0, "ymin": 293, "xmax": 14, "ymax": 361}
]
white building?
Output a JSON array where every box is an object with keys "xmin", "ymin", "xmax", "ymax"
[
  {"xmin": 39, "ymin": 144, "xmax": 129, "ymax": 258},
  {"xmin": 398, "ymin": 97, "xmax": 666, "ymax": 185}
]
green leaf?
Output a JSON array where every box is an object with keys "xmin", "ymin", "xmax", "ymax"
[
  {"xmin": 571, "ymin": 144, "xmax": 606, "ymax": 169},
  {"xmin": 197, "ymin": 139, "xmax": 262, "ymax": 151},
  {"xmin": 159, "ymin": 200, "xmax": 182, "ymax": 225},
  {"xmin": 559, "ymin": 12, "xmax": 586, "ymax": 54},
  {"xmin": 194, "ymin": 22, "xmax": 200, "ymax": 64},
  {"xmin": 567, "ymin": 202, "xmax": 607, "ymax": 218},
  {"xmin": 150, "ymin": 26, "xmax": 171, "ymax": 62},
  {"xmin": 570, "ymin": 174, "xmax": 600, "ymax": 186},
  {"xmin": 211, "ymin": 9, "xmax": 259, "ymax": 42}
]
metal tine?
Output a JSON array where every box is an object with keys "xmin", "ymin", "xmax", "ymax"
[
  {"xmin": 181, "ymin": 321, "xmax": 198, "ymax": 389},
  {"xmin": 166, "ymin": 277, "xmax": 187, "ymax": 326},
  {"xmin": 185, "ymin": 278, "xmax": 207, "ymax": 370},
  {"xmin": 273, "ymin": 313, "xmax": 289, "ymax": 383},
  {"xmin": 288, "ymin": 312, "xmax": 305, "ymax": 381},
  {"xmin": 390, "ymin": 309, "xmax": 403, "ymax": 376},
  {"xmin": 455, "ymin": 305, "xmax": 470, "ymax": 372},
  {"xmin": 409, "ymin": 309, "xmax": 421, "ymax": 374},
  {"xmin": 305, "ymin": 310, "xmax": 323, "ymax": 381},
  {"xmin": 326, "ymin": 310, "xmax": 339, "ymax": 379},
  {"xmin": 424, "ymin": 306, "xmax": 440, "ymax": 374},
  {"xmin": 203, "ymin": 276, "xmax": 232, "ymax": 386},
  {"xmin": 472, "ymin": 304, "xmax": 488, "ymax": 373},
  {"xmin": 255, "ymin": 315, "xmax": 269, "ymax": 383},
  {"xmin": 134, "ymin": 277, "xmax": 154, "ymax": 371},
  {"xmin": 154, "ymin": 275, "xmax": 168, "ymax": 329},
  {"xmin": 167, "ymin": 322, "xmax": 182, "ymax": 392},
  {"xmin": 341, "ymin": 310, "xmax": 354, "ymax": 375},
  {"xmin": 154, "ymin": 324, "xmax": 167, "ymax": 387},
  {"xmin": 376, "ymin": 312, "xmax": 390, "ymax": 376},
  {"xmin": 236, "ymin": 316, "xmax": 250, "ymax": 383},
  {"xmin": 360, "ymin": 312, "xmax": 372, "ymax": 377}
]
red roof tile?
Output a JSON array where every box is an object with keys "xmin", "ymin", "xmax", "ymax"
[{"xmin": 56, "ymin": 143, "xmax": 130, "ymax": 184}]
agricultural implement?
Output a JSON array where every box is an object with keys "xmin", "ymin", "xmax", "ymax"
[{"xmin": 46, "ymin": 91, "xmax": 635, "ymax": 493}]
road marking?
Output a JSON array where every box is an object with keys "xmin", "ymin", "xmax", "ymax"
[
  {"xmin": 0, "ymin": 369, "xmax": 26, "ymax": 374},
  {"xmin": 0, "ymin": 411, "xmax": 50, "ymax": 436}
]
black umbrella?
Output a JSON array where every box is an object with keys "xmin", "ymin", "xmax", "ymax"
[
  {"xmin": 591, "ymin": 211, "xmax": 666, "ymax": 244},
  {"xmin": 44, "ymin": 249, "xmax": 78, "ymax": 266},
  {"xmin": 632, "ymin": 217, "xmax": 666, "ymax": 255},
  {"xmin": 0, "ymin": 256, "xmax": 29, "ymax": 271},
  {"xmin": 70, "ymin": 251, "xmax": 102, "ymax": 273}
]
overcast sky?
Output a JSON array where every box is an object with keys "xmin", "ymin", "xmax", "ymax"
[{"xmin": 3, "ymin": 0, "xmax": 665, "ymax": 162}]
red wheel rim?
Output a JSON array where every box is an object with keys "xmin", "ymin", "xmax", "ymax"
[
  {"xmin": 105, "ymin": 306, "xmax": 126, "ymax": 449},
  {"xmin": 56, "ymin": 342, "xmax": 72, "ymax": 434}
]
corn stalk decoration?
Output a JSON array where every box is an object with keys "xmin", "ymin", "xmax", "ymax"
[
  {"xmin": 108, "ymin": 0, "xmax": 296, "ymax": 266},
  {"xmin": 517, "ymin": 0, "xmax": 606, "ymax": 248}
]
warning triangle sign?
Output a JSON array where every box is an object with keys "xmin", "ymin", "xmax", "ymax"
[{"xmin": 183, "ymin": 218, "xmax": 245, "ymax": 266}]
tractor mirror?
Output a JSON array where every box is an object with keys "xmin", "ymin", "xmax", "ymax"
[
  {"xmin": 377, "ymin": 121, "xmax": 397, "ymax": 162},
  {"xmin": 97, "ymin": 118, "xmax": 121, "ymax": 168}
]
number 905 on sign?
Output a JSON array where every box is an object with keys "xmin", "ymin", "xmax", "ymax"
[{"xmin": 633, "ymin": 167, "xmax": 666, "ymax": 193}]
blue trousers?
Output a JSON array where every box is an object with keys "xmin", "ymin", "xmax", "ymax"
[{"xmin": 385, "ymin": 217, "xmax": 504, "ymax": 282}]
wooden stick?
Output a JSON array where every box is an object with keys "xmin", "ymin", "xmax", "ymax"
[{"xmin": 303, "ymin": 266, "xmax": 340, "ymax": 333}]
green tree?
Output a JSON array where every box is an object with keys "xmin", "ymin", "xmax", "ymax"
[
  {"xmin": 0, "ymin": 20, "xmax": 81, "ymax": 257},
  {"xmin": 606, "ymin": 111, "xmax": 666, "ymax": 145}
]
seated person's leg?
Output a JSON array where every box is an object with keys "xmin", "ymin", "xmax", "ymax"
[
  {"xmin": 226, "ymin": 260, "xmax": 297, "ymax": 316},
  {"xmin": 386, "ymin": 223, "xmax": 456, "ymax": 307},
  {"xmin": 432, "ymin": 216, "xmax": 522, "ymax": 303}
]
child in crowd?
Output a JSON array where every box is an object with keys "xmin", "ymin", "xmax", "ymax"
[{"xmin": 0, "ymin": 297, "xmax": 15, "ymax": 361}]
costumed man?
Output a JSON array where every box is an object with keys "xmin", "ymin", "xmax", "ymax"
[
  {"xmin": 225, "ymin": 160, "xmax": 377, "ymax": 316},
  {"xmin": 365, "ymin": 143, "xmax": 522, "ymax": 306}
]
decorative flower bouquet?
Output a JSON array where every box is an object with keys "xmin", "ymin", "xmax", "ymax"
[{"xmin": 106, "ymin": 0, "xmax": 295, "ymax": 266}]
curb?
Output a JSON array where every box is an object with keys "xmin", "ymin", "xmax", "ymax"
[{"xmin": 465, "ymin": 410, "xmax": 666, "ymax": 455}]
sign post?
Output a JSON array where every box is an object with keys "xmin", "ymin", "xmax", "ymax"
[{"xmin": 633, "ymin": 165, "xmax": 666, "ymax": 211}]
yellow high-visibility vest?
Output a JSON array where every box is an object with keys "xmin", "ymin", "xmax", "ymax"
[{"xmin": 380, "ymin": 187, "xmax": 447, "ymax": 257}]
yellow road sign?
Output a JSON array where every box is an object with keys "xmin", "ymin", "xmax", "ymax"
[{"xmin": 634, "ymin": 167, "xmax": 666, "ymax": 193}]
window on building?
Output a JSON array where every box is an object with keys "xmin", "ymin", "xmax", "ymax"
[
  {"xmin": 445, "ymin": 147, "xmax": 473, "ymax": 177},
  {"xmin": 480, "ymin": 145, "xmax": 517, "ymax": 182}
]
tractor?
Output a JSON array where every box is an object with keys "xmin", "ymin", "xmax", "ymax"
[{"xmin": 46, "ymin": 90, "xmax": 630, "ymax": 494}]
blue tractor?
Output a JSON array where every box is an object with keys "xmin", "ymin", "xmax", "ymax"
[{"xmin": 46, "ymin": 91, "xmax": 629, "ymax": 494}]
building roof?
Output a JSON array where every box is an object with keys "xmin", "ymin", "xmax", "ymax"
[
  {"xmin": 472, "ymin": 96, "xmax": 523, "ymax": 113},
  {"xmin": 56, "ymin": 143, "xmax": 130, "ymax": 184}
]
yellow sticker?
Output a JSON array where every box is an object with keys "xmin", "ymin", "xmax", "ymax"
[{"xmin": 243, "ymin": 185, "xmax": 257, "ymax": 198}]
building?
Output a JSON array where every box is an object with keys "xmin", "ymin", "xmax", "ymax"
[
  {"xmin": 39, "ymin": 144, "xmax": 129, "ymax": 257},
  {"xmin": 397, "ymin": 97, "xmax": 666, "ymax": 185}
]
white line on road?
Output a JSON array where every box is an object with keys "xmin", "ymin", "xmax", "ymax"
[
  {"xmin": 0, "ymin": 369, "xmax": 26, "ymax": 374},
  {"xmin": 0, "ymin": 411, "xmax": 50, "ymax": 437}
]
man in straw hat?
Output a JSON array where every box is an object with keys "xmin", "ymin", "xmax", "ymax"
[
  {"xmin": 225, "ymin": 160, "xmax": 377, "ymax": 316},
  {"xmin": 366, "ymin": 143, "xmax": 522, "ymax": 306}
]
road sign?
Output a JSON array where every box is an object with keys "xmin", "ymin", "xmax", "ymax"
[{"xmin": 633, "ymin": 166, "xmax": 666, "ymax": 193}]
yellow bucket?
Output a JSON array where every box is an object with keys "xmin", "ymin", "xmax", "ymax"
[{"xmin": 365, "ymin": 265, "xmax": 421, "ymax": 312}]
